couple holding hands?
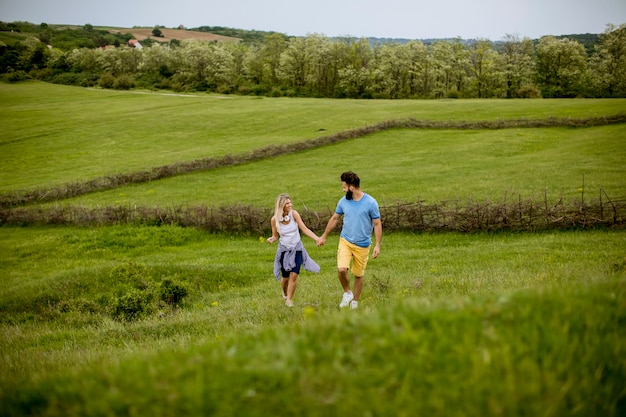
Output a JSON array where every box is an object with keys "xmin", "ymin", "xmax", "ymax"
[{"xmin": 266, "ymin": 172, "xmax": 382, "ymax": 309}]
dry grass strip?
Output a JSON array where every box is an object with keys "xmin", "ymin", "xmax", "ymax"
[{"xmin": 2, "ymin": 190, "xmax": 624, "ymax": 233}]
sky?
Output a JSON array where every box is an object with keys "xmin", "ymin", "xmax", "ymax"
[{"xmin": 1, "ymin": 0, "xmax": 625, "ymax": 40}]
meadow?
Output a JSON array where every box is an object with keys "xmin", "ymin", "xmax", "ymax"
[{"xmin": 0, "ymin": 81, "xmax": 625, "ymax": 416}]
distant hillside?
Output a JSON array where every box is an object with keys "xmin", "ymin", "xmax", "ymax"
[
  {"xmin": 192, "ymin": 26, "xmax": 288, "ymax": 44},
  {"xmin": 0, "ymin": 20, "xmax": 603, "ymax": 52},
  {"xmin": 113, "ymin": 27, "xmax": 242, "ymax": 43}
]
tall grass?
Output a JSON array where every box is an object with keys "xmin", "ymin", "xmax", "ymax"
[{"xmin": 0, "ymin": 225, "xmax": 624, "ymax": 416}]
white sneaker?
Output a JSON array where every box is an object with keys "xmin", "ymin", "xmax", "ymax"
[
  {"xmin": 349, "ymin": 300, "xmax": 358, "ymax": 309},
  {"xmin": 339, "ymin": 292, "xmax": 354, "ymax": 308},
  {"xmin": 285, "ymin": 299, "xmax": 294, "ymax": 307}
]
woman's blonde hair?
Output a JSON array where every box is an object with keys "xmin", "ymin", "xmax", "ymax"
[{"xmin": 274, "ymin": 193, "xmax": 291, "ymax": 230}]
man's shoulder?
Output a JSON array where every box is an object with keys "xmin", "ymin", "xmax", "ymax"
[
  {"xmin": 363, "ymin": 193, "xmax": 379, "ymax": 204},
  {"xmin": 335, "ymin": 197, "xmax": 347, "ymax": 214}
]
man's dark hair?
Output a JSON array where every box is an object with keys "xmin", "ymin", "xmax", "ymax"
[{"xmin": 341, "ymin": 171, "xmax": 360, "ymax": 188}]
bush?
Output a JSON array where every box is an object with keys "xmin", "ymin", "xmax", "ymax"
[
  {"xmin": 269, "ymin": 87, "xmax": 283, "ymax": 97},
  {"xmin": 29, "ymin": 67, "xmax": 53, "ymax": 81},
  {"xmin": 3, "ymin": 69, "xmax": 29, "ymax": 82},
  {"xmin": 216, "ymin": 84, "xmax": 233, "ymax": 94},
  {"xmin": 159, "ymin": 278, "xmax": 188, "ymax": 306},
  {"xmin": 517, "ymin": 85, "xmax": 542, "ymax": 98},
  {"xmin": 113, "ymin": 74, "xmax": 134, "ymax": 90},
  {"xmin": 98, "ymin": 72, "xmax": 115, "ymax": 89},
  {"xmin": 113, "ymin": 288, "xmax": 154, "ymax": 321},
  {"xmin": 50, "ymin": 72, "xmax": 84, "ymax": 86}
]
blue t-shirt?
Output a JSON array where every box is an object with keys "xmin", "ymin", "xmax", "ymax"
[{"xmin": 335, "ymin": 193, "xmax": 380, "ymax": 247}]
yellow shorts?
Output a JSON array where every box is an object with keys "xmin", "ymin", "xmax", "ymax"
[{"xmin": 337, "ymin": 237, "xmax": 370, "ymax": 277}]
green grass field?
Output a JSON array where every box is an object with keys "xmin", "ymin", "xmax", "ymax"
[
  {"xmin": 45, "ymin": 123, "xmax": 626, "ymax": 209},
  {"xmin": 2, "ymin": 81, "xmax": 625, "ymax": 196},
  {"xmin": 0, "ymin": 81, "xmax": 625, "ymax": 416}
]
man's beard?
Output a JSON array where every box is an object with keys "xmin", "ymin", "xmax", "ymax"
[{"xmin": 346, "ymin": 190, "xmax": 353, "ymax": 200}]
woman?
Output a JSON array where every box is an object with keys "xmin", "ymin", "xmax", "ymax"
[{"xmin": 267, "ymin": 194, "xmax": 320, "ymax": 307}]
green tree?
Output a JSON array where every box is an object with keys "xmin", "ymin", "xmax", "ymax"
[
  {"xmin": 371, "ymin": 43, "xmax": 411, "ymax": 98},
  {"xmin": 116, "ymin": 46, "xmax": 143, "ymax": 75},
  {"xmin": 589, "ymin": 24, "xmax": 626, "ymax": 97},
  {"xmin": 468, "ymin": 39, "xmax": 503, "ymax": 98},
  {"xmin": 262, "ymin": 33, "xmax": 287, "ymax": 85},
  {"xmin": 430, "ymin": 40, "xmax": 455, "ymax": 98},
  {"xmin": 501, "ymin": 34, "xmax": 536, "ymax": 98},
  {"xmin": 535, "ymin": 36, "xmax": 588, "ymax": 97},
  {"xmin": 205, "ymin": 42, "xmax": 236, "ymax": 92},
  {"xmin": 19, "ymin": 37, "xmax": 47, "ymax": 71},
  {"xmin": 138, "ymin": 43, "xmax": 174, "ymax": 87},
  {"xmin": 304, "ymin": 34, "xmax": 337, "ymax": 97},
  {"xmin": 449, "ymin": 38, "xmax": 471, "ymax": 97},
  {"xmin": 242, "ymin": 44, "xmax": 265, "ymax": 86},
  {"xmin": 337, "ymin": 66, "xmax": 371, "ymax": 98},
  {"xmin": 279, "ymin": 36, "xmax": 308, "ymax": 90},
  {"xmin": 46, "ymin": 46, "xmax": 69, "ymax": 73},
  {"xmin": 405, "ymin": 40, "xmax": 431, "ymax": 98},
  {"xmin": 336, "ymin": 37, "xmax": 374, "ymax": 98},
  {"xmin": 223, "ymin": 41, "xmax": 248, "ymax": 92},
  {"xmin": 173, "ymin": 40, "xmax": 211, "ymax": 87},
  {"xmin": 66, "ymin": 47, "xmax": 103, "ymax": 73}
]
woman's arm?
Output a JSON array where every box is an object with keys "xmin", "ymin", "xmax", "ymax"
[
  {"xmin": 293, "ymin": 210, "xmax": 319, "ymax": 242},
  {"xmin": 266, "ymin": 216, "xmax": 279, "ymax": 243}
]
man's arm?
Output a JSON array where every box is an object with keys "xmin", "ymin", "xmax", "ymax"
[
  {"xmin": 371, "ymin": 218, "xmax": 382, "ymax": 258},
  {"xmin": 318, "ymin": 213, "xmax": 341, "ymax": 246}
]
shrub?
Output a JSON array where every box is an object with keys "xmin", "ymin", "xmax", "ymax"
[
  {"xmin": 4, "ymin": 69, "xmax": 29, "ymax": 82},
  {"xmin": 517, "ymin": 85, "xmax": 542, "ymax": 98},
  {"xmin": 113, "ymin": 74, "xmax": 134, "ymax": 90},
  {"xmin": 170, "ymin": 81, "xmax": 184, "ymax": 92},
  {"xmin": 159, "ymin": 278, "xmax": 188, "ymax": 306},
  {"xmin": 237, "ymin": 85, "xmax": 252, "ymax": 95},
  {"xmin": 79, "ymin": 73, "xmax": 99, "ymax": 87},
  {"xmin": 216, "ymin": 84, "xmax": 233, "ymax": 94},
  {"xmin": 50, "ymin": 72, "xmax": 84, "ymax": 86},
  {"xmin": 113, "ymin": 288, "xmax": 154, "ymax": 321},
  {"xmin": 269, "ymin": 87, "xmax": 283, "ymax": 97},
  {"xmin": 98, "ymin": 72, "xmax": 115, "ymax": 89}
]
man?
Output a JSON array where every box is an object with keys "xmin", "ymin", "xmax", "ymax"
[{"xmin": 318, "ymin": 172, "xmax": 382, "ymax": 309}]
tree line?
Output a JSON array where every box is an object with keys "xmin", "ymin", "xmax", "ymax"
[{"xmin": 1, "ymin": 21, "xmax": 625, "ymax": 99}]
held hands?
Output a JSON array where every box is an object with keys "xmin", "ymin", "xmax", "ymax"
[{"xmin": 316, "ymin": 236, "xmax": 326, "ymax": 247}]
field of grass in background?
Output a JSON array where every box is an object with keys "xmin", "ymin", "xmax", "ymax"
[
  {"xmin": 0, "ymin": 225, "xmax": 624, "ymax": 416},
  {"xmin": 1, "ymin": 81, "xmax": 625, "ymax": 193},
  {"xmin": 51, "ymin": 123, "xmax": 626, "ymax": 209}
]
